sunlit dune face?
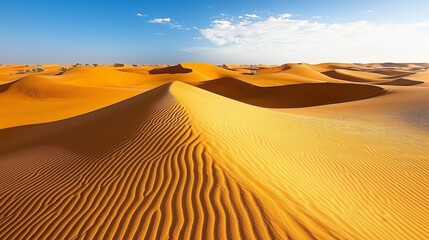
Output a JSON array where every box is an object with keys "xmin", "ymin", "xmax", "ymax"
[{"xmin": 0, "ymin": 62, "xmax": 428, "ymax": 240}]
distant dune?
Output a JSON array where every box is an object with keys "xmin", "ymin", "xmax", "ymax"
[
  {"xmin": 149, "ymin": 64, "xmax": 193, "ymax": 74},
  {"xmin": 0, "ymin": 63, "xmax": 428, "ymax": 239},
  {"xmin": 323, "ymin": 69, "xmax": 423, "ymax": 86}
]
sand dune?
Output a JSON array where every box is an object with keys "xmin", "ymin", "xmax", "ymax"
[
  {"xmin": 369, "ymin": 69, "xmax": 414, "ymax": 77},
  {"xmin": 0, "ymin": 83, "xmax": 288, "ymax": 239},
  {"xmin": 197, "ymin": 77, "xmax": 386, "ymax": 108},
  {"xmin": 1, "ymin": 63, "xmax": 428, "ymax": 239},
  {"xmin": 323, "ymin": 69, "xmax": 387, "ymax": 83},
  {"xmin": 283, "ymin": 85, "xmax": 429, "ymax": 135},
  {"xmin": 238, "ymin": 63, "xmax": 342, "ymax": 78},
  {"xmin": 312, "ymin": 63, "xmax": 359, "ymax": 72},
  {"xmin": 149, "ymin": 64, "xmax": 192, "ymax": 74},
  {"xmin": 181, "ymin": 62, "xmax": 238, "ymax": 79},
  {"xmin": 231, "ymin": 64, "xmax": 345, "ymax": 86},
  {"xmin": 173, "ymin": 82, "xmax": 429, "ymax": 239},
  {"xmin": 0, "ymin": 71, "xmax": 144, "ymax": 129},
  {"xmin": 0, "ymin": 80, "xmax": 18, "ymax": 94},
  {"xmin": 281, "ymin": 63, "xmax": 339, "ymax": 82},
  {"xmin": 254, "ymin": 64, "xmax": 289, "ymax": 74},
  {"xmin": 376, "ymin": 78, "xmax": 424, "ymax": 86},
  {"xmin": 324, "ymin": 69, "xmax": 424, "ymax": 86},
  {"xmin": 60, "ymin": 66, "xmax": 147, "ymax": 87},
  {"xmin": 406, "ymin": 69, "xmax": 429, "ymax": 86}
]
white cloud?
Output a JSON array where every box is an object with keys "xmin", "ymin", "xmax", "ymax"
[
  {"xmin": 244, "ymin": 13, "xmax": 260, "ymax": 19},
  {"xmin": 187, "ymin": 13, "xmax": 429, "ymax": 63},
  {"xmin": 239, "ymin": 13, "xmax": 261, "ymax": 19},
  {"xmin": 364, "ymin": 10, "xmax": 373, "ymax": 13},
  {"xmin": 149, "ymin": 18, "xmax": 171, "ymax": 24},
  {"xmin": 170, "ymin": 23, "xmax": 190, "ymax": 30},
  {"xmin": 136, "ymin": 13, "xmax": 146, "ymax": 17},
  {"xmin": 148, "ymin": 18, "xmax": 190, "ymax": 30},
  {"xmin": 312, "ymin": 16, "xmax": 322, "ymax": 19}
]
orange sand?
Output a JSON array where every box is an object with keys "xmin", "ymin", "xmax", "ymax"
[{"xmin": 0, "ymin": 63, "xmax": 428, "ymax": 239}]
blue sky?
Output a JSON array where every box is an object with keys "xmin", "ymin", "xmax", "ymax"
[{"xmin": 1, "ymin": 0, "xmax": 428, "ymax": 64}]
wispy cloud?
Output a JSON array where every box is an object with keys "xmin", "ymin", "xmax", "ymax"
[
  {"xmin": 148, "ymin": 17, "xmax": 190, "ymax": 30},
  {"xmin": 238, "ymin": 13, "xmax": 261, "ymax": 19},
  {"xmin": 136, "ymin": 13, "xmax": 146, "ymax": 17},
  {"xmin": 149, "ymin": 18, "xmax": 171, "ymax": 24},
  {"xmin": 170, "ymin": 23, "xmax": 190, "ymax": 30},
  {"xmin": 244, "ymin": 13, "xmax": 260, "ymax": 19},
  {"xmin": 186, "ymin": 13, "xmax": 429, "ymax": 63},
  {"xmin": 364, "ymin": 10, "xmax": 373, "ymax": 13}
]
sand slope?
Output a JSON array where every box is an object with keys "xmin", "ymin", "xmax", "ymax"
[
  {"xmin": 282, "ymin": 84, "xmax": 429, "ymax": 135},
  {"xmin": 0, "ymin": 81, "xmax": 428, "ymax": 239},
  {"xmin": 163, "ymin": 83, "xmax": 429, "ymax": 240},
  {"xmin": 0, "ymin": 73, "xmax": 144, "ymax": 129}
]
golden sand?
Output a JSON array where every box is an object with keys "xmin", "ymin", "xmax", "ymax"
[{"xmin": 0, "ymin": 63, "xmax": 428, "ymax": 239}]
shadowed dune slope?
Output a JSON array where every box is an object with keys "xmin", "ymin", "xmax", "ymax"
[
  {"xmin": 0, "ymin": 80, "xmax": 18, "ymax": 94},
  {"xmin": 369, "ymin": 69, "xmax": 414, "ymax": 76},
  {"xmin": 149, "ymin": 63, "xmax": 236, "ymax": 79},
  {"xmin": 323, "ymin": 69, "xmax": 424, "ymax": 86},
  {"xmin": 406, "ymin": 69, "xmax": 429, "ymax": 85},
  {"xmin": 234, "ymin": 72, "xmax": 326, "ymax": 86},
  {"xmin": 323, "ymin": 69, "xmax": 387, "ymax": 83},
  {"xmin": 377, "ymin": 78, "xmax": 424, "ymax": 86},
  {"xmin": 149, "ymin": 64, "xmax": 193, "ymax": 74},
  {"xmin": 0, "ymin": 76, "xmax": 25, "ymax": 85},
  {"xmin": 1, "ymin": 82, "xmax": 428, "ymax": 239},
  {"xmin": 197, "ymin": 77, "xmax": 387, "ymax": 108}
]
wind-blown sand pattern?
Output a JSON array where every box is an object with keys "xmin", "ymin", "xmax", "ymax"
[{"xmin": 0, "ymin": 63, "xmax": 428, "ymax": 239}]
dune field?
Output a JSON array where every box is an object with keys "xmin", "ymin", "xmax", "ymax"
[{"xmin": 0, "ymin": 62, "xmax": 428, "ymax": 239}]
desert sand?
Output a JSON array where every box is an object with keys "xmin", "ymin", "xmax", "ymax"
[{"xmin": 0, "ymin": 63, "xmax": 428, "ymax": 239}]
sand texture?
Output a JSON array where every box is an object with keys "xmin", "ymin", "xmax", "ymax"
[{"xmin": 0, "ymin": 63, "xmax": 428, "ymax": 239}]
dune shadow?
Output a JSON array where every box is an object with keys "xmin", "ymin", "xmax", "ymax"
[
  {"xmin": 322, "ymin": 70, "xmax": 423, "ymax": 86},
  {"xmin": 0, "ymin": 80, "xmax": 18, "ymax": 94},
  {"xmin": 376, "ymin": 79, "xmax": 424, "ymax": 86},
  {"xmin": 197, "ymin": 77, "xmax": 387, "ymax": 108}
]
